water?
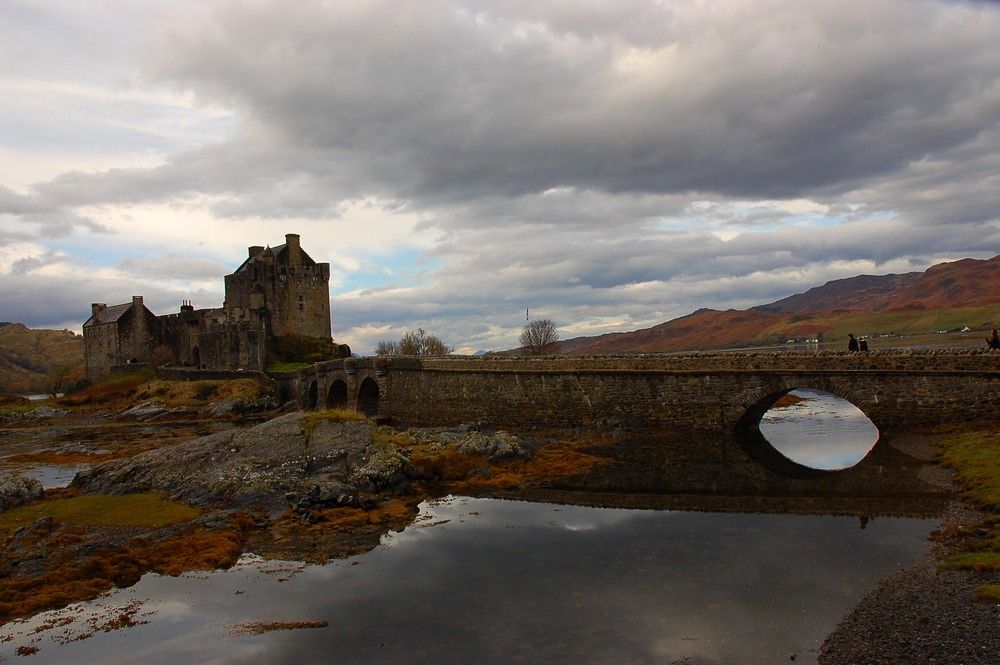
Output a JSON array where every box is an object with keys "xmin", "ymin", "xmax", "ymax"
[
  {"xmin": 759, "ymin": 389, "xmax": 879, "ymax": 470},
  {"xmin": 0, "ymin": 495, "xmax": 936, "ymax": 665},
  {"xmin": 17, "ymin": 464, "xmax": 87, "ymax": 488}
]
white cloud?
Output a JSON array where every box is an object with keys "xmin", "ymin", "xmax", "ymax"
[{"xmin": 1, "ymin": 0, "xmax": 999, "ymax": 353}]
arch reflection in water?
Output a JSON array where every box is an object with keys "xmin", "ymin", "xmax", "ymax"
[{"xmin": 758, "ymin": 389, "xmax": 879, "ymax": 471}]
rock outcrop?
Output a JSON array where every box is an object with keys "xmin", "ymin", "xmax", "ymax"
[
  {"xmin": 73, "ymin": 412, "xmax": 413, "ymax": 512},
  {"xmin": 0, "ymin": 476, "xmax": 44, "ymax": 511}
]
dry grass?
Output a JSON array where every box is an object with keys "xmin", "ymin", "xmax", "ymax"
[
  {"xmin": 0, "ymin": 512, "xmax": 254, "ymax": 623},
  {"xmin": 0, "ymin": 493, "xmax": 200, "ymax": 533},
  {"xmin": 59, "ymin": 370, "xmax": 155, "ymax": 407},
  {"xmin": 256, "ymin": 498, "xmax": 419, "ymax": 562},
  {"xmin": 0, "ymin": 492, "xmax": 201, "ymax": 531},
  {"xmin": 59, "ymin": 373, "xmax": 270, "ymax": 411},
  {"xmin": 302, "ymin": 408, "xmax": 366, "ymax": 436},
  {"xmin": 228, "ymin": 620, "xmax": 328, "ymax": 635}
]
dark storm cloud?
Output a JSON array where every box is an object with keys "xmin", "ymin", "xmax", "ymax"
[
  {"xmin": 118, "ymin": 254, "xmax": 231, "ymax": 281},
  {"xmin": 131, "ymin": 0, "xmax": 1000, "ymax": 209},
  {"xmin": 14, "ymin": 0, "xmax": 996, "ymax": 218},
  {"xmin": 0, "ymin": 270, "xmax": 219, "ymax": 330},
  {"xmin": 4, "ymin": 1, "xmax": 999, "ymax": 349},
  {"xmin": 0, "ymin": 185, "xmax": 109, "ymax": 241}
]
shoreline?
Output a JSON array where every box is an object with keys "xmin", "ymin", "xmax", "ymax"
[
  {"xmin": 820, "ymin": 500, "xmax": 1000, "ymax": 664},
  {"xmin": 819, "ymin": 427, "xmax": 1000, "ymax": 664},
  {"xmin": 2, "ymin": 406, "xmax": 998, "ymax": 662}
]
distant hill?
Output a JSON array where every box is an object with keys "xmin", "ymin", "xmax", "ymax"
[
  {"xmin": 559, "ymin": 255, "xmax": 1000, "ymax": 355},
  {"xmin": 0, "ymin": 323, "xmax": 86, "ymax": 394}
]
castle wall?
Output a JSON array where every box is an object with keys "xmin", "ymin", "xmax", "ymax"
[
  {"xmin": 83, "ymin": 300, "xmax": 160, "ymax": 377},
  {"xmin": 157, "ymin": 309, "xmax": 265, "ymax": 371},
  {"xmin": 84, "ymin": 235, "xmax": 332, "ymax": 378},
  {"xmin": 83, "ymin": 323, "xmax": 119, "ymax": 377},
  {"xmin": 224, "ymin": 262, "xmax": 331, "ymax": 340}
]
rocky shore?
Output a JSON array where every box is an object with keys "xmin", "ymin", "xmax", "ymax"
[{"xmin": 820, "ymin": 501, "xmax": 1000, "ymax": 664}]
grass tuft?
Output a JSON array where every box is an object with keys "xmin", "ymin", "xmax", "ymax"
[
  {"xmin": 973, "ymin": 584, "xmax": 1000, "ymax": 601},
  {"xmin": 302, "ymin": 409, "xmax": 367, "ymax": 436},
  {"xmin": 939, "ymin": 432, "xmax": 1000, "ymax": 508},
  {"xmin": 0, "ymin": 492, "xmax": 200, "ymax": 532}
]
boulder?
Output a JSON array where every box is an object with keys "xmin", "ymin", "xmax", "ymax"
[
  {"xmin": 73, "ymin": 412, "xmax": 406, "ymax": 511},
  {"xmin": 0, "ymin": 476, "xmax": 44, "ymax": 511},
  {"xmin": 457, "ymin": 430, "xmax": 528, "ymax": 460}
]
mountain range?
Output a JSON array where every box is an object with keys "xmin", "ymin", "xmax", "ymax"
[{"xmin": 557, "ymin": 255, "xmax": 1000, "ymax": 355}]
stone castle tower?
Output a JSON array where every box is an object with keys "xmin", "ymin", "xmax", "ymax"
[
  {"xmin": 84, "ymin": 234, "xmax": 344, "ymax": 377},
  {"xmin": 224, "ymin": 233, "xmax": 332, "ymax": 340}
]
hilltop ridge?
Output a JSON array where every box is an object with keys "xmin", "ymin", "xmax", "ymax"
[{"xmin": 559, "ymin": 255, "xmax": 1000, "ymax": 354}]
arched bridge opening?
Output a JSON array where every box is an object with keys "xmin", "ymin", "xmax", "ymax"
[
  {"xmin": 734, "ymin": 386, "xmax": 880, "ymax": 477},
  {"xmin": 306, "ymin": 380, "xmax": 319, "ymax": 410},
  {"xmin": 327, "ymin": 380, "xmax": 348, "ymax": 409},
  {"xmin": 358, "ymin": 377, "xmax": 380, "ymax": 417}
]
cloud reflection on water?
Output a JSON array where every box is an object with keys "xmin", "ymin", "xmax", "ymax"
[
  {"xmin": 2, "ymin": 496, "xmax": 934, "ymax": 665},
  {"xmin": 759, "ymin": 389, "xmax": 879, "ymax": 470}
]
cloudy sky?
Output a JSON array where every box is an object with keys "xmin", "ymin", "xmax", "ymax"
[{"xmin": 2, "ymin": 0, "xmax": 999, "ymax": 354}]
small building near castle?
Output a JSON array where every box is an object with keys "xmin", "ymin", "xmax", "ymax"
[{"xmin": 83, "ymin": 234, "xmax": 347, "ymax": 378}]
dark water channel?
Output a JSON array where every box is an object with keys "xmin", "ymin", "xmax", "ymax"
[
  {"xmin": 1, "ymin": 398, "xmax": 941, "ymax": 664},
  {"xmin": 2, "ymin": 496, "xmax": 937, "ymax": 665}
]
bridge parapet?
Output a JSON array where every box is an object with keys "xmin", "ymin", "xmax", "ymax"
[{"xmin": 270, "ymin": 349, "xmax": 1000, "ymax": 432}]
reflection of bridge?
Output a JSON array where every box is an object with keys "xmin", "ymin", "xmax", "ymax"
[
  {"xmin": 270, "ymin": 350, "xmax": 996, "ymax": 495},
  {"xmin": 272, "ymin": 350, "xmax": 999, "ymax": 435},
  {"xmin": 507, "ymin": 488, "xmax": 949, "ymax": 520}
]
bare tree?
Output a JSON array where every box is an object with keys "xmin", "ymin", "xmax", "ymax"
[
  {"xmin": 374, "ymin": 340, "xmax": 400, "ymax": 356},
  {"xmin": 520, "ymin": 319, "xmax": 560, "ymax": 355},
  {"xmin": 376, "ymin": 329, "xmax": 452, "ymax": 356}
]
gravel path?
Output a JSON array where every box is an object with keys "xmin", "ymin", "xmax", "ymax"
[{"xmin": 820, "ymin": 502, "xmax": 1000, "ymax": 664}]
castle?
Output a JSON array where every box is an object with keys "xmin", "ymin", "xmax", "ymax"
[{"xmin": 83, "ymin": 234, "xmax": 347, "ymax": 377}]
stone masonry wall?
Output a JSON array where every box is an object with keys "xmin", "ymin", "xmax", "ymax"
[{"xmin": 274, "ymin": 350, "xmax": 1000, "ymax": 433}]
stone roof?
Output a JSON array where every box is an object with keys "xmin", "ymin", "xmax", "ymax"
[
  {"xmin": 233, "ymin": 243, "xmax": 317, "ymax": 273},
  {"xmin": 83, "ymin": 303, "xmax": 133, "ymax": 328}
]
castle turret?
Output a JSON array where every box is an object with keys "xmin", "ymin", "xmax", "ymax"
[{"xmin": 286, "ymin": 233, "xmax": 301, "ymax": 265}]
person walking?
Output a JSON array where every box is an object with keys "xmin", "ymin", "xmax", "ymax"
[{"xmin": 847, "ymin": 333, "xmax": 859, "ymax": 352}]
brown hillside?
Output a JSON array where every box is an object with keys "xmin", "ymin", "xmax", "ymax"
[
  {"xmin": 561, "ymin": 255, "xmax": 1000, "ymax": 355},
  {"xmin": 884, "ymin": 256, "xmax": 1000, "ymax": 310},
  {"xmin": 754, "ymin": 273, "xmax": 920, "ymax": 313},
  {"xmin": 0, "ymin": 323, "xmax": 85, "ymax": 394}
]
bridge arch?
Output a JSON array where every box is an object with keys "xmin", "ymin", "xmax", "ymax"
[
  {"xmin": 358, "ymin": 377, "xmax": 380, "ymax": 417},
  {"xmin": 326, "ymin": 379, "xmax": 348, "ymax": 409},
  {"xmin": 733, "ymin": 385, "xmax": 880, "ymax": 478},
  {"xmin": 306, "ymin": 380, "xmax": 319, "ymax": 410}
]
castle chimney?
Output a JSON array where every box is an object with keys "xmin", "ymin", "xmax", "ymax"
[
  {"xmin": 91, "ymin": 303, "xmax": 107, "ymax": 318},
  {"xmin": 132, "ymin": 296, "xmax": 144, "ymax": 308},
  {"xmin": 248, "ymin": 246, "xmax": 264, "ymax": 258},
  {"xmin": 286, "ymin": 233, "xmax": 301, "ymax": 265}
]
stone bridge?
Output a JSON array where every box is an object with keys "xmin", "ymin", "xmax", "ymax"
[{"xmin": 271, "ymin": 349, "xmax": 1000, "ymax": 436}]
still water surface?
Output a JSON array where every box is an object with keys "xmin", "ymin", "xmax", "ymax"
[
  {"xmin": 759, "ymin": 389, "xmax": 880, "ymax": 470},
  {"xmin": 2, "ymin": 496, "xmax": 935, "ymax": 665},
  {"xmin": 1, "ymin": 397, "xmax": 934, "ymax": 664}
]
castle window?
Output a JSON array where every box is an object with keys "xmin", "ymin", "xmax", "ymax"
[{"xmin": 297, "ymin": 294, "xmax": 305, "ymax": 311}]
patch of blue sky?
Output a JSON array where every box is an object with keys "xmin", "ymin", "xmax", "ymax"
[
  {"xmin": 46, "ymin": 236, "xmax": 216, "ymax": 269},
  {"xmin": 783, "ymin": 212, "xmax": 841, "ymax": 228},
  {"xmin": 333, "ymin": 248, "xmax": 442, "ymax": 294}
]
